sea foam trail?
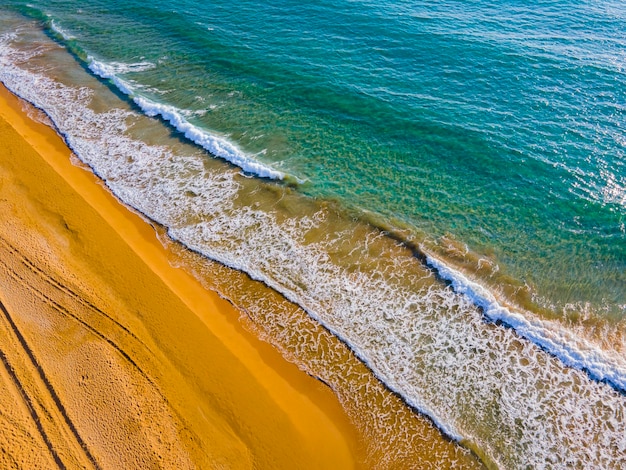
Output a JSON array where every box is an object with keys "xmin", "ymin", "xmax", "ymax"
[
  {"xmin": 426, "ymin": 254, "xmax": 626, "ymax": 392},
  {"xmin": 88, "ymin": 59, "xmax": 286, "ymax": 181},
  {"xmin": 50, "ymin": 19, "xmax": 75, "ymax": 40},
  {"xmin": 2, "ymin": 30, "xmax": 626, "ymax": 469}
]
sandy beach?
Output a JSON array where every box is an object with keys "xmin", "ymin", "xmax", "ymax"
[{"xmin": 0, "ymin": 82, "xmax": 367, "ymax": 468}]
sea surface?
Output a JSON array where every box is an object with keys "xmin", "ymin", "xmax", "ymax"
[{"xmin": 0, "ymin": 0, "xmax": 625, "ymax": 467}]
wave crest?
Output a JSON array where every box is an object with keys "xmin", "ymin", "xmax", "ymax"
[{"xmin": 88, "ymin": 58, "xmax": 286, "ymax": 181}]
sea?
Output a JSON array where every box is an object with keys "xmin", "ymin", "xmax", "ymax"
[{"xmin": 0, "ymin": 0, "xmax": 624, "ymax": 467}]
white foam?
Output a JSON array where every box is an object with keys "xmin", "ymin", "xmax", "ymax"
[
  {"xmin": 426, "ymin": 254, "xmax": 626, "ymax": 392},
  {"xmin": 49, "ymin": 20, "xmax": 75, "ymax": 41},
  {"xmin": 100, "ymin": 60, "xmax": 156, "ymax": 74},
  {"xmin": 88, "ymin": 58, "xmax": 285, "ymax": 181},
  {"xmin": 2, "ymin": 29, "xmax": 626, "ymax": 469}
]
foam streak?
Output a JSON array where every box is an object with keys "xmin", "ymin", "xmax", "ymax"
[
  {"xmin": 426, "ymin": 254, "xmax": 626, "ymax": 392},
  {"xmin": 88, "ymin": 58, "xmax": 285, "ymax": 181}
]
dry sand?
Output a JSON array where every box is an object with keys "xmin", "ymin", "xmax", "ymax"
[{"xmin": 0, "ymin": 83, "xmax": 361, "ymax": 469}]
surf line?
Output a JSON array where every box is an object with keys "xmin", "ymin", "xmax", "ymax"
[
  {"xmin": 86, "ymin": 57, "xmax": 287, "ymax": 181},
  {"xmin": 426, "ymin": 253, "xmax": 626, "ymax": 395}
]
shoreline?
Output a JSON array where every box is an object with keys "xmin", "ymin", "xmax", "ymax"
[
  {"xmin": 0, "ymin": 78, "xmax": 486, "ymax": 468},
  {"xmin": 0, "ymin": 82, "xmax": 360, "ymax": 468}
]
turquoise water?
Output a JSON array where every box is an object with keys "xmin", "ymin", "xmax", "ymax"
[
  {"xmin": 20, "ymin": 0, "xmax": 624, "ymax": 314},
  {"xmin": 24, "ymin": 1, "xmax": 626, "ymax": 317},
  {"xmin": 1, "ymin": 1, "xmax": 625, "ymax": 467},
  {"xmin": 11, "ymin": 1, "xmax": 626, "ymax": 318}
]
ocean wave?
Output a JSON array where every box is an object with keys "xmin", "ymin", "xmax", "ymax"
[
  {"xmin": 49, "ymin": 19, "xmax": 75, "ymax": 40},
  {"xmin": 426, "ymin": 254, "xmax": 626, "ymax": 392},
  {"xmin": 88, "ymin": 58, "xmax": 286, "ymax": 181}
]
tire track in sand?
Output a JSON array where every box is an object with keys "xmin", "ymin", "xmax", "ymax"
[
  {"xmin": 0, "ymin": 236, "xmax": 151, "ymax": 355},
  {"xmin": 0, "ymin": 236, "xmax": 160, "ymax": 390},
  {"xmin": 0, "ymin": 344, "xmax": 65, "ymax": 469},
  {"xmin": 0, "ymin": 299, "xmax": 100, "ymax": 469}
]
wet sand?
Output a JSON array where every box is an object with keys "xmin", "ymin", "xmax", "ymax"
[{"xmin": 0, "ymin": 82, "xmax": 363, "ymax": 468}]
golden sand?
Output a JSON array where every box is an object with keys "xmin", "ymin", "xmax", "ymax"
[{"xmin": 0, "ymin": 83, "xmax": 363, "ymax": 468}]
